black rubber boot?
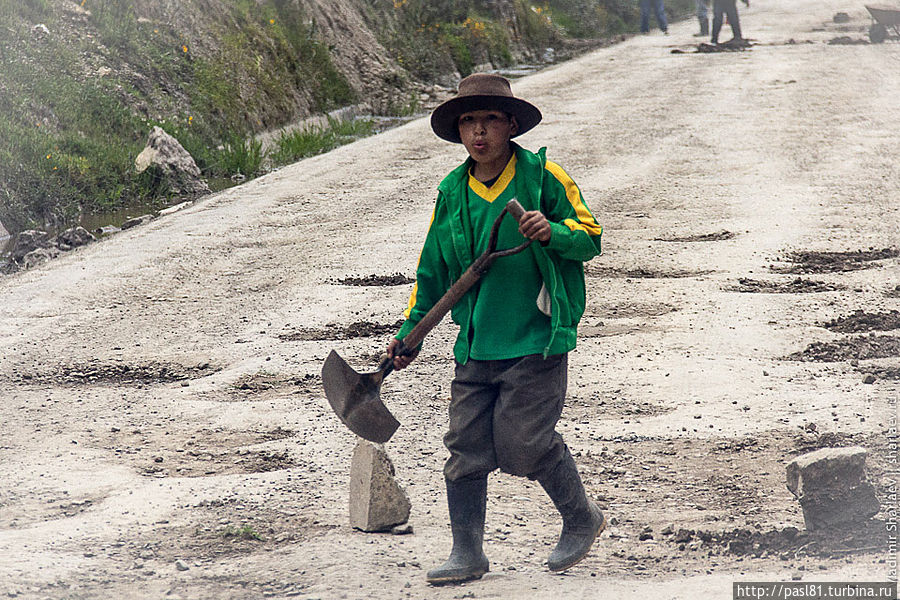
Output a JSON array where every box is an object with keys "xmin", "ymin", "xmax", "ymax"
[
  {"xmin": 538, "ymin": 451, "xmax": 607, "ymax": 572},
  {"xmin": 426, "ymin": 476, "xmax": 489, "ymax": 585}
]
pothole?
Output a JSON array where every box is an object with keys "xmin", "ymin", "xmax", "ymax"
[
  {"xmin": 821, "ymin": 310, "xmax": 900, "ymax": 333},
  {"xmin": 654, "ymin": 231, "xmax": 736, "ymax": 243},
  {"xmin": 331, "ymin": 273, "xmax": 415, "ymax": 286},
  {"xmin": 857, "ymin": 365, "xmax": 900, "ymax": 381},
  {"xmin": 86, "ymin": 427, "xmax": 298, "ymax": 478},
  {"xmin": 661, "ymin": 519, "xmax": 888, "ymax": 558},
  {"xmin": 112, "ymin": 498, "xmax": 333, "ymax": 566},
  {"xmin": 586, "ymin": 265, "xmax": 714, "ymax": 279},
  {"xmin": 12, "ymin": 360, "xmax": 218, "ymax": 386},
  {"xmin": 567, "ymin": 394, "xmax": 672, "ymax": 418},
  {"xmin": 725, "ymin": 277, "xmax": 846, "ymax": 293},
  {"xmin": 207, "ymin": 373, "xmax": 321, "ymax": 403},
  {"xmin": 0, "ymin": 491, "xmax": 104, "ymax": 529},
  {"xmin": 279, "ymin": 319, "xmax": 404, "ymax": 341},
  {"xmin": 786, "ymin": 335, "xmax": 900, "ymax": 362},
  {"xmin": 770, "ymin": 247, "xmax": 899, "ymax": 274},
  {"xmin": 589, "ymin": 302, "xmax": 677, "ymax": 318}
]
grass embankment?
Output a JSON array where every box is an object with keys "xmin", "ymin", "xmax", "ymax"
[
  {"xmin": 0, "ymin": 0, "xmax": 361, "ymax": 233},
  {"xmin": 1, "ymin": 0, "xmax": 691, "ymax": 235}
]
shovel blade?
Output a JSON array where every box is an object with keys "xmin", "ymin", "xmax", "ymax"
[{"xmin": 321, "ymin": 350, "xmax": 400, "ymax": 443}]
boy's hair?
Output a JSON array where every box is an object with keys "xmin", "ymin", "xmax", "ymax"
[{"xmin": 431, "ymin": 73, "xmax": 541, "ymax": 143}]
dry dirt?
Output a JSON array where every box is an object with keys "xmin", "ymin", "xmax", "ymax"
[{"xmin": 1, "ymin": 0, "xmax": 899, "ymax": 598}]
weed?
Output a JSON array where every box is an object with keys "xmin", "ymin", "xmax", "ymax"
[
  {"xmin": 221, "ymin": 524, "xmax": 263, "ymax": 541},
  {"xmin": 269, "ymin": 117, "xmax": 374, "ymax": 166},
  {"xmin": 216, "ymin": 134, "xmax": 265, "ymax": 179}
]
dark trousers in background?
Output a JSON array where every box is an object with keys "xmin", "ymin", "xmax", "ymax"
[
  {"xmin": 712, "ymin": 0, "xmax": 742, "ymax": 42},
  {"xmin": 640, "ymin": 0, "xmax": 668, "ymax": 33},
  {"xmin": 443, "ymin": 354, "xmax": 568, "ymax": 482}
]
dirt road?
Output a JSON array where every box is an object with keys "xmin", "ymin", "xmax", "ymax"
[{"xmin": 1, "ymin": 0, "xmax": 898, "ymax": 597}]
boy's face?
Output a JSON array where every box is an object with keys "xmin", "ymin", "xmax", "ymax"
[{"xmin": 458, "ymin": 109, "xmax": 518, "ymax": 168}]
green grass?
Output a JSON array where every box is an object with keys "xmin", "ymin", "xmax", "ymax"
[
  {"xmin": 269, "ymin": 117, "xmax": 375, "ymax": 165},
  {"xmin": 0, "ymin": 0, "xmax": 359, "ymax": 233},
  {"xmin": 0, "ymin": 0, "xmax": 695, "ymax": 235},
  {"xmin": 221, "ymin": 524, "xmax": 263, "ymax": 541}
]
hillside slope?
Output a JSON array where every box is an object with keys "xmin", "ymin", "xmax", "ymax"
[{"xmin": 0, "ymin": 0, "xmax": 678, "ymax": 233}]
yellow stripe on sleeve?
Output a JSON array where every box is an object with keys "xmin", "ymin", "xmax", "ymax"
[
  {"xmin": 545, "ymin": 160, "xmax": 603, "ymax": 236},
  {"xmin": 404, "ymin": 207, "xmax": 438, "ymax": 318}
]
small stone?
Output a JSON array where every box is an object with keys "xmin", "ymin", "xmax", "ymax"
[
  {"xmin": 391, "ymin": 524, "xmax": 414, "ymax": 535},
  {"xmin": 661, "ymin": 523, "xmax": 675, "ymax": 535},
  {"xmin": 862, "ymin": 374, "xmax": 876, "ymax": 384},
  {"xmin": 175, "ymin": 559, "xmax": 189, "ymax": 571},
  {"xmin": 673, "ymin": 528, "xmax": 694, "ymax": 543}
]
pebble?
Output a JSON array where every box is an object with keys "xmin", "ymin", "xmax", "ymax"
[{"xmin": 175, "ymin": 559, "xmax": 190, "ymax": 571}]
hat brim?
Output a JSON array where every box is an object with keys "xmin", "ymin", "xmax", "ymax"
[{"xmin": 430, "ymin": 95, "xmax": 542, "ymax": 143}]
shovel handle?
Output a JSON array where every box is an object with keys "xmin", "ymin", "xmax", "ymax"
[
  {"xmin": 397, "ymin": 199, "xmax": 528, "ymax": 353},
  {"xmin": 506, "ymin": 198, "xmax": 527, "ymax": 222}
]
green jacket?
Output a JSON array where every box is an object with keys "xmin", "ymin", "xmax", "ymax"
[{"xmin": 396, "ymin": 144, "xmax": 602, "ymax": 363}]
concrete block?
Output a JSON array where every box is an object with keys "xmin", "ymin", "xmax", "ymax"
[
  {"xmin": 349, "ymin": 441, "xmax": 410, "ymax": 532},
  {"xmin": 786, "ymin": 446, "xmax": 880, "ymax": 531}
]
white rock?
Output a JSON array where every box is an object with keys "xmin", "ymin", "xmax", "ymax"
[{"xmin": 348, "ymin": 441, "xmax": 410, "ymax": 532}]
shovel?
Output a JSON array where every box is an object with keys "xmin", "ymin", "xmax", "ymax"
[{"xmin": 322, "ymin": 198, "xmax": 532, "ymax": 443}]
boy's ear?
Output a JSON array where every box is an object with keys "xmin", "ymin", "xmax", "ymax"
[{"xmin": 509, "ymin": 115, "xmax": 519, "ymax": 137}]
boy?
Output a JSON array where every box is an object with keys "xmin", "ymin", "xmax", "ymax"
[{"xmin": 387, "ymin": 73, "xmax": 604, "ymax": 584}]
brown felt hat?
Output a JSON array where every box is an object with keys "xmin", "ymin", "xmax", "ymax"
[{"xmin": 430, "ymin": 73, "xmax": 542, "ymax": 143}]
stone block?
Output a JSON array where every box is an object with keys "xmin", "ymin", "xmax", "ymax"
[
  {"xmin": 349, "ymin": 441, "xmax": 410, "ymax": 532},
  {"xmin": 785, "ymin": 446, "xmax": 880, "ymax": 531}
]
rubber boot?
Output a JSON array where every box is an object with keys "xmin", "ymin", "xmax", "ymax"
[
  {"xmin": 426, "ymin": 476, "xmax": 489, "ymax": 585},
  {"xmin": 538, "ymin": 451, "xmax": 607, "ymax": 572}
]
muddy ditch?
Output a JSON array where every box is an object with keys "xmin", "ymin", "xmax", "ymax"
[
  {"xmin": 654, "ymin": 231, "xmax": 736, "ymax": 243},
  {"xmin": 821, "ymin": 310, "xmax": 900, "ymax": 333},
  {"xmin": 770, "ymin": 247, "xmax": 899, "ymax": 274},
  {"xmin": 331, "ymin": 273, "xmax": 415, "ymax": 286},
  {"xmin": 11, "ymin": 360, "xmax": 219, "ymax": 387},
  {"xmin": 586, "ymin": 265, "xmax": 715, "ymax": 279},
  {"xmin": 725, "ymin": 277, "xmax": 846, "ymax": 294},
  {"xmin": 279, "ymin": 319, "xmax": 404, "ymax": 341},
  {"xmin": 786, "ymin": 334, "xmax": 900, "ymax": 362}
]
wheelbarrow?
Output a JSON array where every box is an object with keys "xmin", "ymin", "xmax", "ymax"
[{"xmin": 865, "ymin": 4, "xmax": 900, "ymax": 42}]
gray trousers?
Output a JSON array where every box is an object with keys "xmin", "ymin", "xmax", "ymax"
[{"xmin": 443, "ymin": 354, "xmax": 568, "ymax": 482}]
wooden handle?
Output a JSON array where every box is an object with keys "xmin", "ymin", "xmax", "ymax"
[
  {"xmin": 399, "ymin": 255, "xmax": 490, "ymax": 352},
  {"xmin": 506, "ymin": 199, "xmax": 527, "ymax": 222},
  {"xmin": 398, "ymin": 201, "xmax": 527, "ymax": 354}
]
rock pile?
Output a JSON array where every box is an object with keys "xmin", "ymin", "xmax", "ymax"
[{"xmin": 3, "ymin": 226, "xmax": 96, "ymax": 273}]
